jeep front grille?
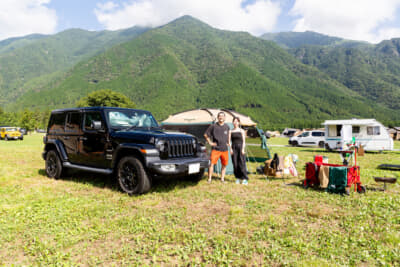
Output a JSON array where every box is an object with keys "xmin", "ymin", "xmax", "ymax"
[{"xmin": 166, "ymin": 138, "xmax": 195, "ymax": 158}]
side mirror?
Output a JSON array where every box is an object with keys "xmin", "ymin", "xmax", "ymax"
[{"xmin": 91, "ymin": 121, "xmax": 103, "ymax": 130}]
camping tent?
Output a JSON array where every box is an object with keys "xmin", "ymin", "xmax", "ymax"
[
  {"xmin": 161, "ymin": 108, "xmax": 257, "ymax": 142},
  {"xmin": 161, "ymin": 108, "xmax": 261, "ymax": 175}
]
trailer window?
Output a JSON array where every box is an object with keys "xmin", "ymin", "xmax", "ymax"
[
  {"xmin": 367, "ymin": 126, "xmax": 380, "ymax": 135},
  {"xmin": 352, "ymin": 126, "xmax": 360, "ymax": 134},
  {"xmin": 328, "ymin": 125, "xmax": 337, "ymax": 137}
]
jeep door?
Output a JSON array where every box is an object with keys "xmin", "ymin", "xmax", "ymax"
[
  {"xmin": 75, "ymin": 111, "xmax": 109, "ymax": 168},
  {"xmin": 64, "ymin": 112, "xmax": 82, "ymax": 163}
]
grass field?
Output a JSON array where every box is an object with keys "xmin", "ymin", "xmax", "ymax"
[{"xmin": 0, "ymin": 134, "xmax": 399, "ymax": 266}]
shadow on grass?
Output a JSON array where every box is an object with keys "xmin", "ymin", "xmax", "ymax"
[{"xmin": 37, "ymin": 168, "xmax": 200, "ymax": 194}]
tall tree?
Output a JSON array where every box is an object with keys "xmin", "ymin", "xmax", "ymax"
[
  {"xmin": 19, "ymin": 109, "xmax": 36, "ymax": 132},
  {"xmin": 76, "ymin": 89, "xmax": 136, "ymax": 108}
]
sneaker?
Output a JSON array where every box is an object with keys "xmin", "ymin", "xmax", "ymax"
[
  {"xmin": 242, "ymin": 180, "xmax": 248, "ymax": 185},
  {"xmin": 235, "ymin": 179, "xmax": 241, "ymax": 184}
]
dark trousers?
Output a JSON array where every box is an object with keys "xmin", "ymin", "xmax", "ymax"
[{"xmin": 232, "ymin": 143, "xmax": 248, "ymax": 180}]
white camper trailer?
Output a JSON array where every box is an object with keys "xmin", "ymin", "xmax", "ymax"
[{"xmin": 323, "ymin": 119, "xmax": 393, "ymax": 151}]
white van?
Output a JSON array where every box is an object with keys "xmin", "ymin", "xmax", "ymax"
[
  {"xmin": 289, "ymin": 130, "xmax": 325, "ymax": 147},
  {"xmin": 323, "ymin": 119, "xmax": 393, "ymax": 151}
]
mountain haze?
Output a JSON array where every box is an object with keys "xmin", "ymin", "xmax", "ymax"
[
  {"xmin": 9, "ymin": 16, "xmax": 398, "ymax": 128},
  {"xmin": 263, "ymin": 31, "xmax": 400, "ymax": 112},
  {"xmin": 261, "ymin": 31, "xmax": 369, "ymax": 49}
]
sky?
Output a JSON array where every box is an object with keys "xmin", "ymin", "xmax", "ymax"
[{"xmin": 2, "ymin": 0, "xmax": 400, "ymax": 43}]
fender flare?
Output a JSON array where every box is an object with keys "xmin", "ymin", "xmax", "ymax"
[
  {"xmin": 44, "ymin": 139, "xmax": 69, "ymax": 161},
  {"xmin": 112, "ymin": 143, "xmax": 156, "ymax": 169}
]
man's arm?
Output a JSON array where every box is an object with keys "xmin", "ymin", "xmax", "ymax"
[{"xmin": 204, "ymin": 125, "xmax": 216, "ymax": 147}]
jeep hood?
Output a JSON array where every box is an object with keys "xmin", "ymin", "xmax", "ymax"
[{"xmin": 111, "ymin": 129, "xmax": 195, "ymax": 141}]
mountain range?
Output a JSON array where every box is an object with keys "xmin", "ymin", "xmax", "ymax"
[{"xmin": 1, "ymin": 16, "xmax": 399, "ymax": 128}]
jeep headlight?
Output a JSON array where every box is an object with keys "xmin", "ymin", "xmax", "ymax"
[{"xmin": 155, "ymin": 139, "xmax": 167, "ymax": 152}]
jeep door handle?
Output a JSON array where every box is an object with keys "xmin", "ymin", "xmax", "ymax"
[{"xmin": 79, "ymin": 137, "xmax": 87, "ymax": 141}]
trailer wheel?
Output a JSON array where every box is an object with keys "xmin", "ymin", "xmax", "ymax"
[{"xmin": 325, "ymin": 143, "xmax": 332, "ymax": 151}]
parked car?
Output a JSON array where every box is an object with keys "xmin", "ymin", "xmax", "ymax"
[
  {"xmin": 19, "ymin": 128, "xmax": 27, "ymax": 135},
  {"xmin": 42, "ymin": 107, "xmax": 209, "ymax": 194},
  {"xmin": 288, "ymin": 130, "xmax": 325, "ymax": 147},
  {"xmin": 0, "ymin": 127, "xmax": 23, "ymax": 140}
]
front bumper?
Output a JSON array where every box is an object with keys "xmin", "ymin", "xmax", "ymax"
[{"xmin": 147, "ymin": 157, "xmax": 209, "ymax": 176}]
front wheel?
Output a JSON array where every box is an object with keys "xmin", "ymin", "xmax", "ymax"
[
  {"xmin": 291, "ymin": 141, "xmax": 298, "ymax": 147},
  {"xmin": 117, "ymin": 157, "xmax": 151, "ymax": 195},
  {"xmin": 45, "ymin": 150, "xmax": 64, "ymax": 179},
  {"xmin": 318, "ymin": 141, "xmax": 324, "ymax": 148}
]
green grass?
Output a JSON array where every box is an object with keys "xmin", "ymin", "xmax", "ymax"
[{"xmin": 0, "ymin": 134, "xmax": 399, "ymax": 265}]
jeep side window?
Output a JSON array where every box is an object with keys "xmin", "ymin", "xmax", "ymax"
[
  {"xmin": 66, "ymin": 112, "xmax": 81, "ymax": 133},
  {"xmin": 49, "ymin": 113, "xmax": 67, "ymax": 133},
  {"xmin": 84, "ymin": 112, "xmax": 104, "ymax": 131}
]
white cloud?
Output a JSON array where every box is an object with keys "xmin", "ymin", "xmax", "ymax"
[
  {"xmin": 0, "ymin": 0, "xmax": 57, "ymax": 41},
  {"xmin": 290, "ymin": 0, "xmax": 400, "ymax": 43},
  {"xmin": 94, "ymin": 0, "xmax": 281, "ymax": 35}
]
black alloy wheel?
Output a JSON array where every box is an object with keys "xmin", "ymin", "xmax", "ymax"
[
  {"xmin": 117, "ymin": 157, "xmax": 151, "ymax": 195},
  {"xmin": 45, "ymin": 150, "xmax": 63, "ymax": 179}
]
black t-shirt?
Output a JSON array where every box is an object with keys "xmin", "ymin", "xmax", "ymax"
[{"xmin": 205, "ymin": 123, "xmax": 230, "ymax": 151}]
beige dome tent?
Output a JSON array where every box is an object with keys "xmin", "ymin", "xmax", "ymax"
[{"xmin": 161, "ymin": 108, "xmax": 257, "ymax": 142}]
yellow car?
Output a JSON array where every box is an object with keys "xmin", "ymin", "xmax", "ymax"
[{"xmin": 0, "ymin": 127, "xmax": 23, "ymax": 141}]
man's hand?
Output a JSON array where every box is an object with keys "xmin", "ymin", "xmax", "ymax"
[{"xmin": 210, "ymin": 142, "xmax": 217, "ymax": 147}]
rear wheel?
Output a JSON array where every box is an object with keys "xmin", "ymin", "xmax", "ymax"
[
  {"xmin": 318, "ymin": 141, "xmax": 325, "ymax": 148},
  {"xmin": 117, "ymin": 157, "xmax": 151, "ymax": 195},
  {"xmin": 45, "ymin": 150, "xmax": 63, "ymax": 179}
]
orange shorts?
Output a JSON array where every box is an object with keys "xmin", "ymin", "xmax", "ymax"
[{"xmin": 210, "ymin": 150, "xmax": 229, "ymax": 166}]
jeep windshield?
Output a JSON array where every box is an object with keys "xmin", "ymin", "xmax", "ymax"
[{"xmin": 106, "ymin": 109, "xmax": 159, "ymax": 130}]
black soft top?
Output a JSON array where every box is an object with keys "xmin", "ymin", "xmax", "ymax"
[{"xmin": 51, "ymin": 107, "xmax": 151, "ymax": 114}]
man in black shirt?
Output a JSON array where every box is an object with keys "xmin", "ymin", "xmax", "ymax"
[{"xmin": 204, "ymin": 112, "xmax": 230, "ymax": 183}]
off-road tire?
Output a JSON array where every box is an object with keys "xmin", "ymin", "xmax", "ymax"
[
  {"xmin": 45, "ymin": 150, "xmax": 63, "ymax": 179},
  {"xmin": 117, "ymin": 157, "xmax": 151, "ymax": 195},
  {"xmin": 318, "ymin": 141, "xmax": 325, "ymax": 148},
  {"xmin": 292, "ymin": 141, "xmax": 298, "ymax": 147}
]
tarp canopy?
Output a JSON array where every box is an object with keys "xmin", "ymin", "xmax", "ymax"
[{"xmin": 161, "ymin": 108, "xmax": 257, "ymax": 127}]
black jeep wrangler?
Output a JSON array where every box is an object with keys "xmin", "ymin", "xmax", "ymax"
[{"xmin": 42, "ymin": 107, "xmax": 208, "ymax": 194}]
